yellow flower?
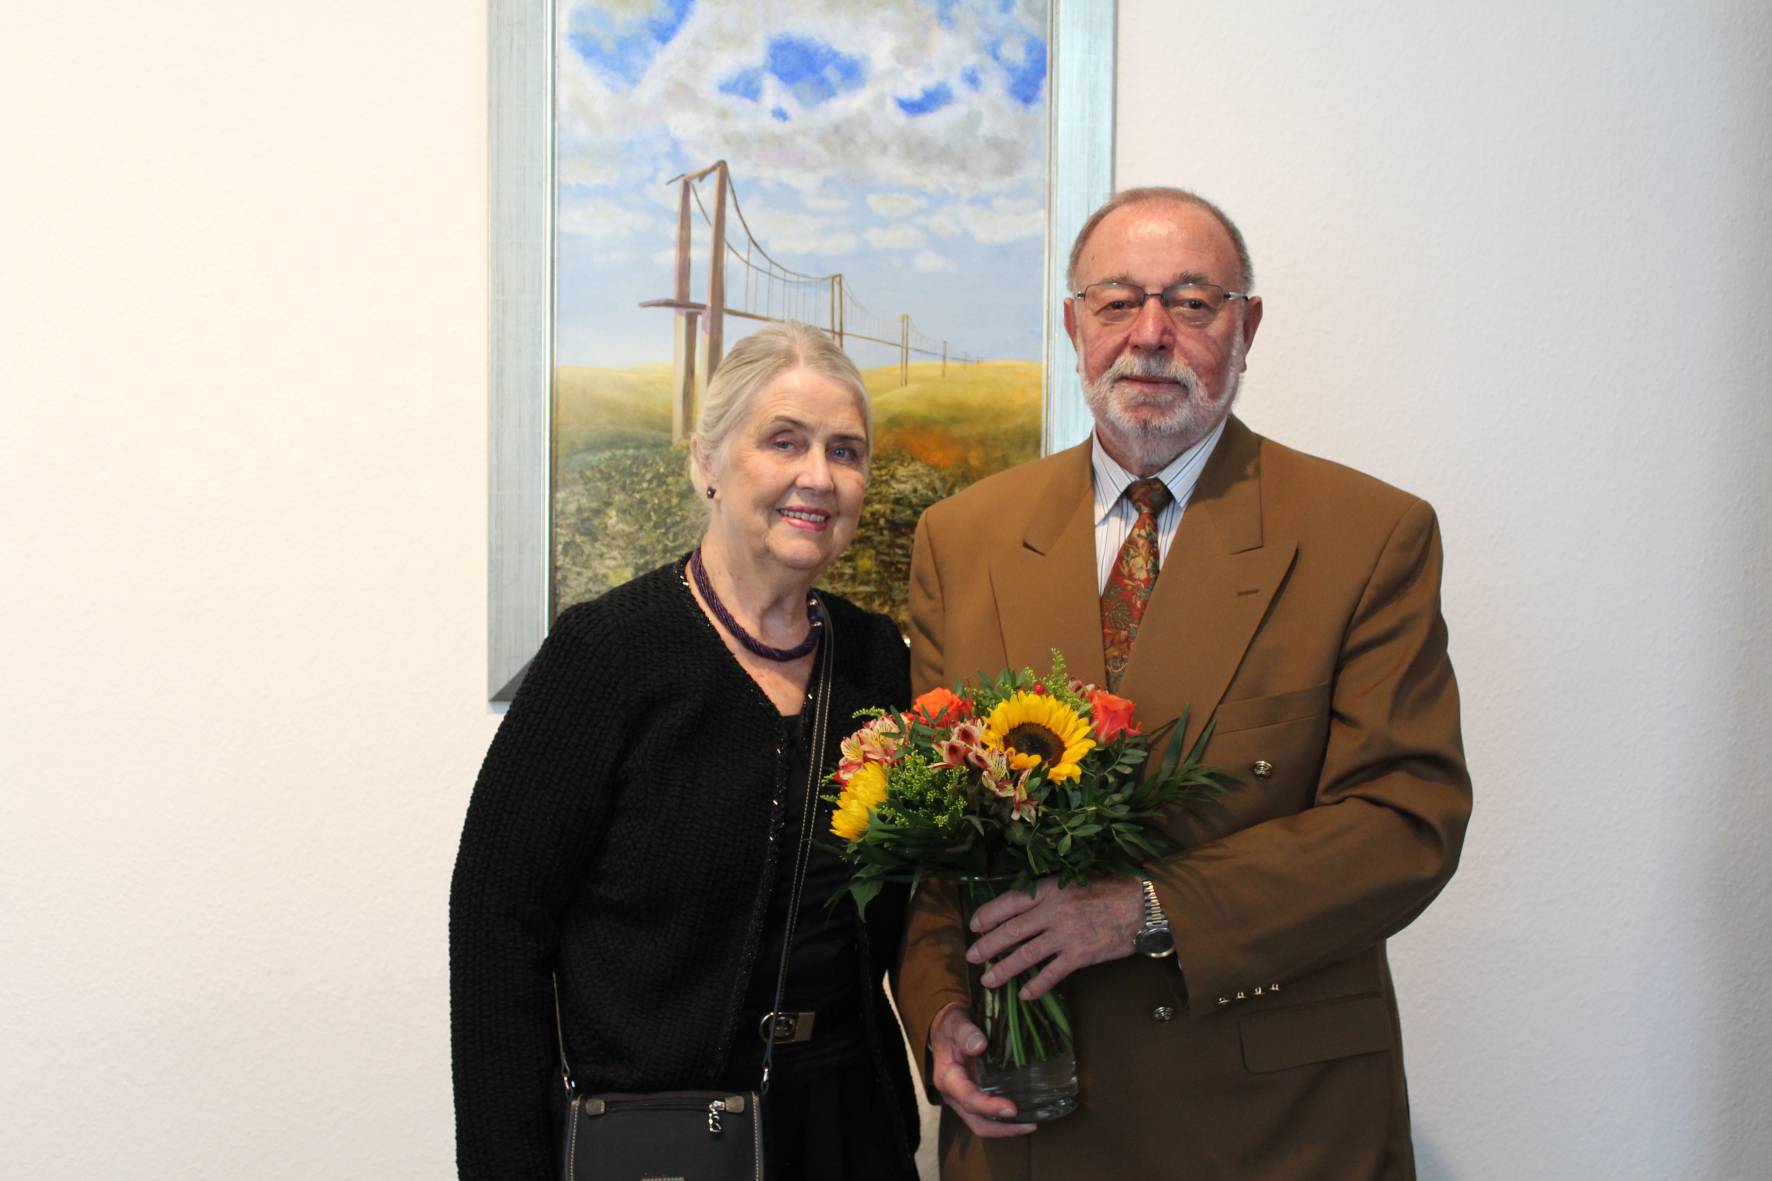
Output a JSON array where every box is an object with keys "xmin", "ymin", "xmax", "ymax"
[
  {"xmin": 982, "ymin": 692, "xmax": 1095, "ymax": 784},
  {"xmin": 831, "ymin": 762, "xmax": 890, "ymax": 841}
]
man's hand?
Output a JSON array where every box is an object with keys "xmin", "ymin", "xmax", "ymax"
[
  {"xmin": 966, "ymin": 875, "xmax": 1144, "ymax": 1001},
  {"xmin": 929, "ymin": 1003, "xmax": 1036, "ymax": 1137}
]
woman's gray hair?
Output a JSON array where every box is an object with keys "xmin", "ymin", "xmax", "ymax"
[{"xmin": 689, "ymin": 321, "xmax": 872, "ymax": 492}]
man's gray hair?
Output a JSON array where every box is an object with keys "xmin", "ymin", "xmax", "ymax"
[
  {"xmin": 1065, "ymin": 186, "xmax": 1255, "ymax": 293},
  {"xmin": 690, "ymin": 321, "xmax": 872, "ymax": 493}
]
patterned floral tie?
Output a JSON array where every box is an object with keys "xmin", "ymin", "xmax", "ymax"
[{"xmin": 1101, "ymin": 477, "xmax": 1173, "ymax": 691}]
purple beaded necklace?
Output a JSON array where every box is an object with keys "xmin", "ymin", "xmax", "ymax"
[{"xmin": 688, "ymin": 546, "xmax": 823, "ymax": 662}]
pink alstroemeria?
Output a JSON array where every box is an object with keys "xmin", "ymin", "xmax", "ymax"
[
  {"xmin": 838, "ymin": 713, "xmax": 904, "ymax": 781},
  {"xmin": 979, "ymin": 748, "xmax": 1017, "ymax": 799},
  {"xmin": 933, "ymin": 735, "xmax": 971, "ymax": 771},
  {"xmin": 933, "ymin": 719, "xmax": 988, "ymax": 772}
]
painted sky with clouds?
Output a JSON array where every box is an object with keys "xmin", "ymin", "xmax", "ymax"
[{"xmin": 555, "ymin": 0, "xmax": 1047, "ymax": 368}]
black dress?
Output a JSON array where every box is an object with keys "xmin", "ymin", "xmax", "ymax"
[
  {"xmin": 719, "ymin": 711, "xmax": 918, "ymax": 1181},
  {"xmin": 449, "ymin": 561, "xmax": 920, "ymax": 1180}
]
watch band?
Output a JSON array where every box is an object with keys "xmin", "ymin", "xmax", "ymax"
[
  {"xmin": 1135, "ymin": 878, "xmax": 1175, "ymax": 957},
  {"xmin": 1140, "ymin": 878, "xmax": 1166, "ymax": 926}
]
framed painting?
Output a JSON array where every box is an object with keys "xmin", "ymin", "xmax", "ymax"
[{"xmin": 490, "ymin": 0, "xmax": 1114, "ymax": 700}]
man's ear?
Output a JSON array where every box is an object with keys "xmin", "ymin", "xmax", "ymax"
[
  {"xmin": 1239, "ymin": 297, "xmax": 1263, "ymax": 367},
  {"xmin": 1063, "ymin": 296, "xmax": 1080, "ymax": 353}
]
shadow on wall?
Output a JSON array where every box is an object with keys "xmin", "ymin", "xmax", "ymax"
[
  {"xmin": 1710, "ymin": 174, "xmax": 1772, "ymax": 1175},
  {"xmin": 1413, "ymin": 1133, "xmax": 1452, "ymax": 1180}
]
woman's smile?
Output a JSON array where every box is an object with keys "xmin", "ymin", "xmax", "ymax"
[{"xmin": 778, "ymin": 505, "xmax": 831, "ymax": 530}]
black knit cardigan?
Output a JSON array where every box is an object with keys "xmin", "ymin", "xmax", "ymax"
[{"xmin": 449, "ymin": 561, "xmax": 918, "ymax": 1179}]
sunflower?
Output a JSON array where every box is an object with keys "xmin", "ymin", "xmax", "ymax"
[
  {"xmin": 982, "ymin": 692, "xmax": 1095, "ymax": 784},
  {"xmin": 831, "ymin": 762, "xmax": 890, "ymax": 841}
]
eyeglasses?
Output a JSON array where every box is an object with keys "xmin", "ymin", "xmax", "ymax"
[{"xmin": 1072, "ymin": 281, "xmax": 1252, "ymax": 328}]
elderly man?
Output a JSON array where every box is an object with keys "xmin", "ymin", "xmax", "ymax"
[{"xmin": 897, "ymin": 187, "xmax": 1471, "ymax": 1179}]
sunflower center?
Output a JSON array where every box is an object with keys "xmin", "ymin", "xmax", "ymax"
[{"xmin": 1003, "ymin": 723, "xmax": 1063, "ymax": 765}]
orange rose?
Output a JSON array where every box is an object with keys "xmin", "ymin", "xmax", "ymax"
[
  {"xmin": 1087, "ymin": 689, "xmax": 1141, "ymax": 744},
  {"xmin": 911, "ymin": 686, "xmax": 970, "ymax": 727}
]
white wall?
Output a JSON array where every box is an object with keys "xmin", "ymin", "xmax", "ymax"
[
  {"xmin": 1115, "ymin": 3, "xmax": 1772, "ymax": 1177},
  {"xmin": 2, "ymin": 2, "xmax": 1767, "ymax": 1178},
  {"xmin": 3, "ymin": 4, "xmax": 488, "ymax": 1177}
]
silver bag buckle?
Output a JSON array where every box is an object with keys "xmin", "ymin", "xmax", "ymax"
[{"xmin": 757, "ymin": 1010, "xmax": 816, "ymax": 1045}]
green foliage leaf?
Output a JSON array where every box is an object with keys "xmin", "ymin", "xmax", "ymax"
[
  {"xmin": 826, "ymin": 652, "xmax": 1237, "ymax": 897},
  {"xmin": 848, "ymin": 876, "xmax": 883, "ymax": 917}
]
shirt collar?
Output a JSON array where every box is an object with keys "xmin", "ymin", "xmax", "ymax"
[{"xmin": 1091, "ymin": 419, "xmax": 1228, "ymax": 525}]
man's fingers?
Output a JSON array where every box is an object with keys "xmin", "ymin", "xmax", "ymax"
[
  {"xmin": 944, "ymin": 1093, "xmax": 1037, "ymax": 1138},
  {"xmin": 967, "ymin": 882, "xmax": 1042, "ymax": 933},
  {"xmin": 1015, "ymin": 954, "xmax": 1074, "ymax": 1002},
  {"xmin": 931, "ymin": 1024, "xmax": 1034, "ymax": 1135},
  {"xmin": 970, "ymin": 876, "xmax": 1138, "ymax": 987},
  {"xmin": 932, "ymin": 1058, "xmax": 1007, "ymax": 1116},
  {"xmin": 978, "ymin": 933, "xmax": 1060, "ymax": 989},
  {"xmin": 967, "ymin": 912, "xmax": 1043, "ymax": 965},
  {"xmin": 934, "ymin": 1007, "xmax": 988, "ymax": 1057},
  {"xmin": 932, "ymin": 1052, "xmax": 1034, "ymax": 1134}
]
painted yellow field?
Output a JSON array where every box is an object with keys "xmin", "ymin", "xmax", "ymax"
[
  {"xmin": 554, "ymin": 363, "xmax": 674, "ymax": 457},
  {"xmin": 864, "ymin": 359, "xmax": 1042, "ymax": 478},
  {"xmin": 550, "ymin": 357, "xmax": 1044, "ymax": 625},
  {"xmin": 555, "ymin": 359, "xmax": 1042, "ymax": 479}
]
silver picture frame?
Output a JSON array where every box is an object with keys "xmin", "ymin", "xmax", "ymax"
[{"xmin": 487, "ymin": 0, "xmax": 1116, "ymax": 701}]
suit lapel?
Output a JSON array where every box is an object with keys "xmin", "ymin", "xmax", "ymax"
[
  {"xmin": 990, "ymin": 442, "xmax": 1110, "ymax": 690},
  {"xmin": 1117, "ymin": 419, "xmax": 1297, "ymax": 746}
]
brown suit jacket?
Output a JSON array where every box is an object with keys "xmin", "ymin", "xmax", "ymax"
[{"xmin": 898, "ymin": 418, "xmax": 1470, "ymax": 1180}]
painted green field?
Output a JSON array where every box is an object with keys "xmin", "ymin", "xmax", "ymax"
[{"xmin": 551, "ymin": 359, "xmax": 1042, "ymax": 628}]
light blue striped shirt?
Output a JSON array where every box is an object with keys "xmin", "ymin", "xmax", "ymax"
[{"xmin": 1090, "ymin": 420, "xmax": 1227, "ymax": 594}]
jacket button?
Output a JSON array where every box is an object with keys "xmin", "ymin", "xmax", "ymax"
[
  {"xmin": 1217, "ymin": 996, "xmax": 1230, "ymax": 1006},
  {"xmin": 1152, "ymin": 1005, "xmax": 1174, "ymax": 1022},
  {"xmin": 1252, "ymin": 760, "xmax": 1274, "ymax": 778}
]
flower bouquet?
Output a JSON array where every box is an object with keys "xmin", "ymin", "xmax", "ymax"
[{"xmin": 826, "ymin": 651, "xmax": 1233, "ymax": 1121}]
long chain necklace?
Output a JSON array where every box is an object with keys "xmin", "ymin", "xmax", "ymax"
[{"xmin": 688, "ymin": 547, "xmax": 823, "ymax": 662}]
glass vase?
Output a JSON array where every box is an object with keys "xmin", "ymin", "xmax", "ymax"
[{"xmin": 959, "ymin": 878, "xmax": 1080, "ymax": 1122}]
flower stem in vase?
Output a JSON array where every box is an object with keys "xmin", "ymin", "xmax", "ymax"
[{"xmin": 960, "ymin": 880, "xmax": 1080, "ymax": 1122}]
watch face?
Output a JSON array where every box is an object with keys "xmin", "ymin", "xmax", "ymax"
[{"xmin": 1136, "ymin": 926, "xmax": 1174, "ymax": 957}]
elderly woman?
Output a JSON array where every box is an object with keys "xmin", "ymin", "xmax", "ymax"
[{"xmin": 449, "ymin": 322, "xmax": 919, "ymax": 1180}]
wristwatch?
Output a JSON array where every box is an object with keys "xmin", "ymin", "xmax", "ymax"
[{"xmin": 1132, "ymin": 878, "xmax": 1175, "ymax": 958}]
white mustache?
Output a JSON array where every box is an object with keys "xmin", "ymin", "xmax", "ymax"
[{"xmin": 1105, "ymin": 354, "xmax": 1199, "ymax": 394}]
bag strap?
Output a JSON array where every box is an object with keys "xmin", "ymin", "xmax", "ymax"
[
  {"xmin": 760, "ymin": 598, "xmax": 834, "ymax": 1095},
  {"xmin": 553, "ymin": 600, "xmax": 836, "ymax": 1099}
]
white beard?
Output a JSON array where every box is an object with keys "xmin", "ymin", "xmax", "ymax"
[{"xmin": 1079, "ymin": 335, "xmax": 1245, "ymax": 471}]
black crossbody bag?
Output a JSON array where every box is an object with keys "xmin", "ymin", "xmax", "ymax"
[{"xmin": 556, "ymin": 608, "xmax": 835, "ymax": 1181}]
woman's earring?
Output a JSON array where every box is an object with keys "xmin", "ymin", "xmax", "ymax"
[{"xmin": 705, "ymin": 486, "xmax": 715, "ymax": 499}]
